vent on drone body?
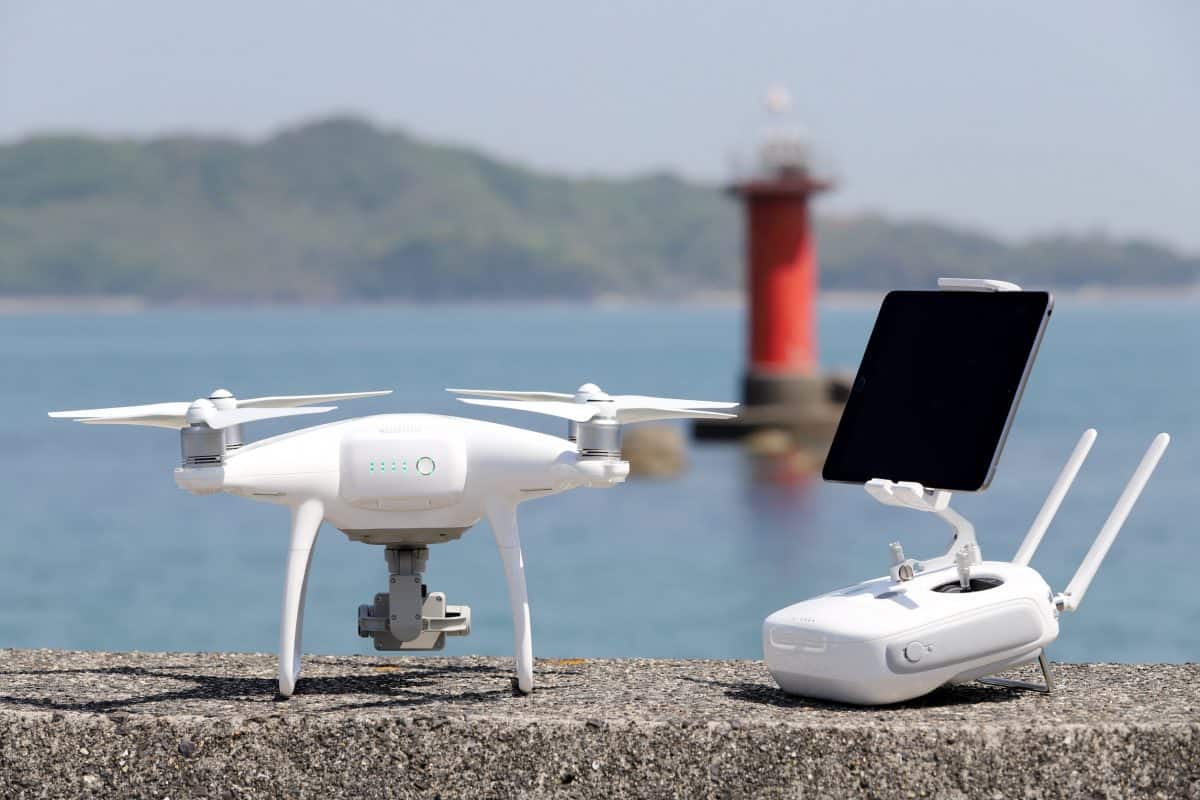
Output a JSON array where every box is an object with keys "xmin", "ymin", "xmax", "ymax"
[{"xmin": 446, "ymin": 383, "xmax": 738, "ymax": 460}]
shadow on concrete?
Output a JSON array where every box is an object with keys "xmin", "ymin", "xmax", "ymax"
[
  {"xmin": 679, "ymin": 675, "xmax": 1025, "ymax": 711},
  {"xmin": 0, "ymin": 660, "xmax": 516, "ymax": 714}
]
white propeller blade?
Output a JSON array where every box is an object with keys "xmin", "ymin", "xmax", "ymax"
[
  {"xmin": 456, "ymin": 398, "xmax": 736, "ymax": 423},
  {"xmin": 50, "ymin": 388, "xmax": 390, "ymax": 430},
  {"xmin": 457, "ymin": 398, "xmax": 600, "ymax": 422},
  {"xmin": 610, "ymin": 395, "xmax": 738, "ymax": 411},
  {"xmin": 49, "ymin": 402, "xmax": 191, "ymax": 421},
  {"xmin": 203, "ymin": 406, "xmax": 336, "ymax": 429},
  {"xmin": 74, "ymin": 413, "xmax": 190, "ymax": 430},
  {"xmin": 72, "ymin": 406, "xmax": 336, "ymax": 430},
  {"xmin": 614, "ymin": 407, "xmax": 736, "ymax": 423},
  {"xmin": 238, "ymin": 390, "xmax": 392, "ymax": 408},
  {"xmin": 446, "ymin": 388, "xmax": 575, "ymax": 402},
  {"xmin": 447, "ymin": 388, "xmax": 737, "ymax": 412}
]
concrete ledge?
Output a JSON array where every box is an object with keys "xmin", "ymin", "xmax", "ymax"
[{"xmin": 1, "ymin": 650, "xmax": 1197, "ymax": 799}]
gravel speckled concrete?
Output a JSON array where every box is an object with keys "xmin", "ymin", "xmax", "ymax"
[{"xmin": 0, "ymin": 649, "xmax": 1197, "ymax": 798}]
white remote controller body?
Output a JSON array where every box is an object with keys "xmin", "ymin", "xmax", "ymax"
[
  {"xmin": 764, "ymin": 561, "xmax": 1057, "ymax": 705},
  {"xmin": 763, "ymin": 278, "xmax": 1170, "ymax": 706},
  {"xmin": 763, "ymin": 429, "xmax": 1168, "ymax": 705}
]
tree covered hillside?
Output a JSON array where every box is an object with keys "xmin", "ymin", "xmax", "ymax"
[{"xmin": 0, "ymin": 117, "xmax": 1195, "ymax": 301}]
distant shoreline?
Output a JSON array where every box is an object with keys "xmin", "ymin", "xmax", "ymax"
[
  {"xmin": 0, "ymin": 295, "xmax": 148, "ymax": 314},
  {"xmin": 1, "ymin": 286, "xmax": 1196, "ymax": 315}
]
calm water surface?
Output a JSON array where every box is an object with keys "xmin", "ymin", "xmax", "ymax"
[{"xmin": 0, "ymin": 300, "xmax": 1195, "ymax": 663}]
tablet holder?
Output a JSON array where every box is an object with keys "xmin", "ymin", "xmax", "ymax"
[{"xmin": 866, "ymin": 277, "xmax": 1017, "ymax": 592}]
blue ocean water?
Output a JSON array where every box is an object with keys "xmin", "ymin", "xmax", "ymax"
[{"xmin": 0, "ymin": 300, "xmax": 1196, "ymax": 663}]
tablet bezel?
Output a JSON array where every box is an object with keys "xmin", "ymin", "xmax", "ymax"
[{"xmin": 821, "ymin": 289, "xmax": 1054, "ymax": 492}]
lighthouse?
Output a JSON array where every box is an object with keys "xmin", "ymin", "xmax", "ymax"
[
  {"xmin": 738, "ymin": 88, "xmax": 830, "ymax": 406},
  {"xmin": 695, "ymin": 88, "xmax": 847, "ymax": 449}
]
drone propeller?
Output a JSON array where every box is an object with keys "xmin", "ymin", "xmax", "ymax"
[
  {"xmin": 62, "ymin": 404, "xmax": 334, "ymax": 430},
  {"xmin": 456, "ymin": 397, "xmax": 734, "ymax": 423},
  {"xmin": 455, "ymin": 398, "xmax": 599, "ymax": 422},
  {"xmin": 49, "ymin": 388, "xmax": 392, "ymax": 430},
  {"xmin": 447, "ymin": 389, "xmax": 575, "ymax": 402},
  {"xmin": 448, "ymin": 383, "xmax": 737, "ymax": 424},
  {"xmin": 237, "ymin": 390, "xmax": 392, "ymax": 408},
  {"xmin": 49, "ymin": 401, "xmax": 193, "ymax": 428}
]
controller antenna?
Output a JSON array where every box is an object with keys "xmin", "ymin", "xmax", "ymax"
[
  {"xmin": 1056, "ymin": 433, "xmax": 1170, "ymax": 612},
  {"xmin": 1013, "ymin": 429, "xmax": 1097, "ymax": 566}
]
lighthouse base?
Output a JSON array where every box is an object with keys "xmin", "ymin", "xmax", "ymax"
[
  {"xmin": 692, "ymin": 371, "xmax": 849, "ymax": 449},
  {"xmin": 742, "ymin": 371, "xmax": 848, "ymax": 407}
]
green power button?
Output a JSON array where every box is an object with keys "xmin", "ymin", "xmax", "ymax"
[{"xmin": 416, "ymin": 456, "xmax": 436, "ymax": 476}]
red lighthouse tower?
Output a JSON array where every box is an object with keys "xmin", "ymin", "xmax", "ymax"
[
  {"xmin": 695, "ymin": 89, "xmax": 845, "ymax": 445},
  {"xmin": 736, "ymin": 157, "xmax": 830, "ymax": 406},
  {"xmin": 738, "ymin": 88, "xmax": 830, "ymax": 406}
]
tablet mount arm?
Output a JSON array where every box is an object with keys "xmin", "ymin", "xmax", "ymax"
[
  {"xmin": 866, "ymin": 276, "xmax": 1021, "ymax": 589},
  {"xmin": 868, "ymin": 429, "xmax": 1171, "ymax": 597},
  {"xmin": 866, "ymin": 480, "xmax": 981, "ymax": 588}
]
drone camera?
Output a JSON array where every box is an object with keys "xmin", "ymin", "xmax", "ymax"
[
  {"xmin": 356, "ymin": 545, "xmax": 470, "ymax": 651},
  {"xmin": 358, "ymin": 591, "xmax": 471, "ymax": 651}
]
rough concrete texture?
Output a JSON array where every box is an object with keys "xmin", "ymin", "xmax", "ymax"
[{"xmin": 0, "ymin": 649, "xmax": 1197, "ymax": 799}]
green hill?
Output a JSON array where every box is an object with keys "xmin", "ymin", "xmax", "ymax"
[{"xmin": 0, "ymin": 116, "xmax": 1195, "ymax": 302}]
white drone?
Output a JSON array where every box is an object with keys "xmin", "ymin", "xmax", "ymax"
[{"xmin": 50, "ymin": 384, "xmax": 736, "ymax": 696}]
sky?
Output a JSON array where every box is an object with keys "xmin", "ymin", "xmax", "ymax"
[{"xmin": 2, "ymin": 1, "xmax": 1198, "ymax": 250}]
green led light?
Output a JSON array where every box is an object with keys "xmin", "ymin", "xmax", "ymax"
[
  {"xmin": 369, "ymin": 461, "xmax": 374, "ymax": 472},
  {"xmin": 391, "ymin": 459, "xmax": 397, "ymax": 472}
]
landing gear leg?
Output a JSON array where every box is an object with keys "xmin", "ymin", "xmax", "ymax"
[
  {"xmin": 486, "ymin": 499, "xmax": 533, "ymax": 694},
  {"xmin": 277, "ymin": 498, "xmax": 323, "ymax": 699}
]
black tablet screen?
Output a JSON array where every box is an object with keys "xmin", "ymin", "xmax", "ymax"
[{"xmin": 822, "ymin": 290, "xmax": 1052, "ymax": 491}]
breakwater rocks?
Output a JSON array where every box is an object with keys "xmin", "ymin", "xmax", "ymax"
[{"xmin": 0, "ymin": 650, "xmax": 1197, "ymax": 798}]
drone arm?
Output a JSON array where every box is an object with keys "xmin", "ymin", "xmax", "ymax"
[
  {"xmin": 486, "ymin": 498, "xmax": 533, "ymax": 694},
  {"xmin": 277, "ymin": 498, "xmax": 323, "ymax": 698}
]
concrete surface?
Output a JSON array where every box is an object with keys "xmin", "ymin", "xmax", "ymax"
[{"xmin": 0, "ymin": 649, "xmax": 1196, "ymax": 799}]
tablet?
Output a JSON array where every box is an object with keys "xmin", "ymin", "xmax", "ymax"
[{"xmin": 822, "ymin": 289, "xmax": 1053, "ymax": 492}]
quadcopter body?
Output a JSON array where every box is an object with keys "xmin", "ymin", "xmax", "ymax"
[
  {"xmin": 51, "ymin": 384, "xmax": 735, "ymax": 696},
  {"xmin": 181, "ymin": 412, "xmax": 627, "ymax": 534}
]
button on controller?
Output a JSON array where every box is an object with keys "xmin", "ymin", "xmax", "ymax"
[
  {"xmin": 416, "ymin": 456, "xmax": 436, "ymax": 476},
  {"xmin": 903, "ymin": 641, "xmax": 925, "ymax": 663}
]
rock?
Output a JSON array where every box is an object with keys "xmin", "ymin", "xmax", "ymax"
[
  {"xmin": 742, "ymin": 428, "xmax": 794, "ymax": 456},
  {"xmin": 826, "ymin": 372, "xmax": 854, "ymax": 404},
  {"xmin": 620, "ymin": 425, "xmax": 687, "ymax": 478}
]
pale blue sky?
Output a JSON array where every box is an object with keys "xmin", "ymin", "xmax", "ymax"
[{"xmin": 2, "ymin": 1, "xmax": 1197, "ymax": 249}]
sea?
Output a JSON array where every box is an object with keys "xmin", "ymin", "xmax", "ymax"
[{"xmin": 0, "ymin": 298, "xmax": 1196, "ymax": 664}]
